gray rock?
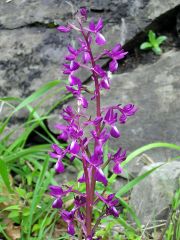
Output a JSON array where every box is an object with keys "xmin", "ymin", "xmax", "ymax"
[
  {"xmin": 1, "ymin": 0, "xmax": 180, "ymax": 143},
  {"xmin": 129, "ymin": 161, "xmax": 180, "ymax": 225},
  {"xmin": 1, "ymin": 0, "xmax": 179, "ymax": 102}
]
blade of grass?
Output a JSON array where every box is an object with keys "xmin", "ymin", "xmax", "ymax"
[
  {"xmin": 26, "ymin": 156, "xmax": 50, "ymax": 238},
  {"xmin": 0, "ymin": 159, "xmax": 13, "ymax": 193},
  {"xmin": 2, "ymin": 144, "xmax": 50, "ymax": 163},
  {"xmin": 119, "ymin": 197, "xmax": 141, "ymax": 228},
  {"xmin": 122, "ymin": 142, "xmax": 180, "ymax": 167},
  {"xmin": 12, "ymin": 80, "xmax": 61, "ymax": 113},
  {"xmin": 116, "ymin": 164, "xmax": 164, "ymax": 197},
  {"xmin": 0, "ymin": 80, "xmax": 61, "ymax": 134}
]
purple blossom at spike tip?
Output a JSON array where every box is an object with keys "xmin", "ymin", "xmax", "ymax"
[
  {"xmin": 80, "ymin": 7, "xmax": 88, "ymax": 19},
  {"xmin": 48, "ymin": 7, "xmax": 137, "ymax": 238},
  {"xmin": 88, "ymin": 18, "xmax": 106, "ymax": 46}
]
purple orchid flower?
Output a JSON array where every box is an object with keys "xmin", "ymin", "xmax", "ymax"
[
  {"xmin": 80, "ymin": 7, "xmax": 88, "ymax": 19},
  {"xmin": 111, "ymin": 147, "xmax": 127, "ymax": 174},
  {"xmin": 49, "ymin": 7, "xmax": 137, "ymax": 238},
  {"xmin": 88, "ymin": 18, "xmax": 106, "ymax": 45},
  {"xmin": 95, "ymin": 192, "xmax": 119, "ymax": 218},
  {"xmin": 104, "ymin": 108, "xmax": 120, "ymax": 138},
  {"xmin": 105, "ymin": 44, "xmax": 128, "ymax": 72},
  {"xmin": 49, "ymin": 185, "xmax": 72, "ymax": 209},
  {"xmin": 119, "ymin": 103, "xmax": 137, "ymax": 124}
]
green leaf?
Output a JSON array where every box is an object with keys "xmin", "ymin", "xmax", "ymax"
[
  {"xmin": 32, "ymin": 223, "xmax": 40, "ymax": 232},
  {"xmin": 148, "ymin": 30, "xmax": 156, "ymax": 45},
  {"xmin": 152, "ymin": 47, "xmax": 162, "ymax": 55},
  {"xmin": 0, "ymin": 160, "xmax": 13, "ymax": 192},
  {"xmin": 12, "ymin": 80, "xmax": 61, "ymax": 113},
  {"xmin": 116, "ymin": 164, "xmax": 164, "ymax": 197},
  {"xmin": 122, "ymin": 142, "xmax": 180, "ymax": 167},
  {"xmin": 3, "ymin": 205, "xmax": 20, "ymax": 211},
  {"xmin": 16, "ymin": 187, "xmax": 27, "ymax": 198},
  {"xmin": 156, "ymin": 36, "xmax": 167, "ymax": 45},
  {"xmin": 22, "ymin": 207, "xmax": 30, "ymax": 217},
  {"xmin": 117, "ymin": 216, "xmax": 137, "ymax": 233},
  {"xmin": 119, "ymin": 197, "xmax": 141, "ymax": 228},
  {"xmin": 0, "ymin": 80, "xmax": 61, "ymax": 134},
  {"xmin": 3, "ymin": 144, "xmax": 50, "ymax": 163},
  {"xmin": 8, "ymin": 210, "xmax": 20, "ymax": 218},
  {"xmin": 26, "ymin": 156, "xmax": 50, "ymax": 238},
  {"xmin": 140, "ymin": 42, "xmax": 152, "ymax": 50}
]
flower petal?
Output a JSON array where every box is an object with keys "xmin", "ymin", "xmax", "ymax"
[
  {"xmin": 93, "ymin": 65, "xmax": 106, "ymax": 77},
  {"xmin": 49, "ymin": 185, "xmax": 64, "ymax": 196},
  {"xmin": 95, "ymin": 18, "xmax": 103, "ymax": 32},
  {"xmin": 55, "ymin": 160, "xmax": 65, "ymax": 173},
  {"xmin": 67, "ymin": 221, "xmax": 75, "ymax": 235},
  {"xmin": 119, "ymin": 113, "xmax": 127, "ymax": 124},
  {"xmin": 78, "ymin": 174, "xmax": 85, "ymax": 183},
  {"xmin": 70, "ymin": 61, "xmax": 79, "ymax": 71},
  {"xmin": 67, "ymin": 44, "xmax": 78, "ymax": 55},
  {"xmin": 112, "ymin": 43, "xmax": 122, "ymax": 53},
  {"xmin": 95, "ymin": 32, "xmax": 106, "ymax": 46},
  {"xmin": 109, "ymin": 59, "xmax": 118, "ymax": 73},
  {"xmin": 57, "ymin": 131, "xmax": 69, "ymax": 141},
  {"xmin": 100, "ymin": 76, "xmax": 110, "ymax": 89},
  {"xmin": 106, "ymin": 206, "xmax": 119, "ymax": 218},
  {"xmin": 70, "ymin": 140, "xmax": 80, "ymax": 154},
  {"xmin": 65, "ymin": 54, "xmax": 76, "ymax": 61},
  {"xmin": 77, "ymin": 95, "xmax": 88, "ymax": 108},
  {"xmin": 95, "ymin": 168, "xmax": 108, "ymax": 186},
  {"xmin": 89, "ymin": 20, "xmax": 96, "ymax": 32},
  {"xmin": 57, "ymin": 26, "xmax": 71, "ymax": 33},
  {"xmin": 110, "ymin": 126, "xmax": 120, "ymax": 138},
  {"xmin": 82, "ymin": 52, "xmax": 91, "ymax": 64},
  {"xmin": 113, "ymin": 163, "xmax": 122, "ymax": 174},
  {"xmin": 123, "ymin": 104, "xmax": 137, "ymax": 116},
  {"xmin": 52, "ymin": 198, "xmax": 63, "ymax": 209},
  {"xmin": 69, "ymin": 75, "xmax": 81, "ymax": 86},
  {"xmin": 52, "ymin": 144, "xmax": 63, "ymax": 155},
  {"xmin": 80, "ymin": 7, "xmax": 88, "ymax": 19}
]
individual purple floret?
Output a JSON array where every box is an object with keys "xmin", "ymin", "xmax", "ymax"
[
  {"xmin": 95, "ymin": 192, "xmax": 119, "ymax": 218},
  {"xmin": 49, "ymin": 185, "xmax": 72, "ymax": 209},
  {"xmin": 49, "ymin": 7, "xmax": 137, "ymax": 239}
]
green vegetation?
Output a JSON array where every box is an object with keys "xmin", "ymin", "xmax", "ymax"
[{"xmin": 140, "ymin": 30, "xmax": 167, "ymax": 55}]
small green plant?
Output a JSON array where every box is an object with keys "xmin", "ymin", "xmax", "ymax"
[
  {"xmin": 140, "ymin": 30, "xmax": 167, "ymax": 55},
  {"xmin": 165, "ymin": 188, "xmax": 180, "ymax": 240}
]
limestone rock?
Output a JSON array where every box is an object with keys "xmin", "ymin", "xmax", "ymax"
[{"xmin": 129, "ymin": 161, "xmax": 180, "ymax": 225}]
